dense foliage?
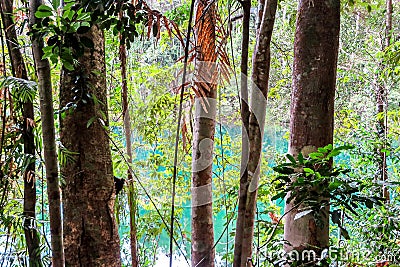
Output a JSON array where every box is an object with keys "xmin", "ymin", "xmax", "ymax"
[{"xmin": 0, "ymin": 0, "xmax": 399, "ymax": 266}]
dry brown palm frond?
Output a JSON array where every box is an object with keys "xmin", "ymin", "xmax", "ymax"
[
  {"xmin": 129, "ymin": 1, "xmax": 185, "ymax": 46},
  {"xmin": 169, "ymin": 1, "xmax": 233, "ymax": 102}
]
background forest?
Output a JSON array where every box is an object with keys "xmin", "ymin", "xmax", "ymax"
[{"xmin": 0, "ymin": 0, "xmax": 400, "ymax": 266}]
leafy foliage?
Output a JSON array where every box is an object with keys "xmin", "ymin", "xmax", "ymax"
[
  {"xmin": 0, "ymin": 77, "xmax": 37, "ymax": 103},
  {"xmin": 30, "ymin": 0, "xmax": 181, "ymax": 71},
  {"xmin": 273, "ymin": 144, "xmax": 385, "ymax": 234}
]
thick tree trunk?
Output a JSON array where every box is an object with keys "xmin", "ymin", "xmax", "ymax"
[
  {"xmin": 284, "ymin": 0, "xmax": 340, "ymax": 262},
  {"xmin": 235, "ymin": 1, "xmax": 278, "ymax": 266},
  {"xmin": 119, "ymin": 38, "xmax": 138, "ymax": 267},
  {"xmin": 0, "ymin": 1, "xmax": 42, "ymax": 265},
  {"xmin": 29, "ymin": 0, "xmax": 64, "ymax": 266},
  {"xmin": 60, "ymin": 24, "xmax": 121, "ymax": 266},
  {"xmin": 191, "ymin": 0, "xmax": 217, "ymax": 266}
]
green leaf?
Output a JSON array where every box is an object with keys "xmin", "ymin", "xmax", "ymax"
[
  {"xmin": 286, "ymin": 154, "xmax": 297, "ymax": 164},
  {"xmin": 63, "ymin": 9, "xmax": 75, "ymax": 20},
  {"xmin": 318, "ymin": 146, "xmax": 329, "ymax": 153},
  {"xmin": 340, "ymin": 226, "xmax": 350, "ymax": 240},
  {"xmin": 303, "ymin": 168, "xmax": 314, "ymax": 174},
  {"xmin": 274, "ymin": 166, "xmax": 294, "ymax": 175},
  {"xmin": 325, "ymin": 144, "xmax": 333, "ymax": 150},
  {"xmin": 87, "ymin": 116, "xmax": 96, "ymax": 128},
  {"xmin": 38, "ymin": 4, "xmax": 53, "ymax": 12},
  {"xmin": 327, "ymin": 150, "xmax": 341, "ymax": 158},
  {"xmin": 35, "ymin": 10, "xmax": 53, "ymax": 18},
  {"xmin": 297, "ymin": 153, "xmax": 304, "ymax": 164},
  {"xmin": 77, "ymin": 11, "xmax": 91, "ymax": 21},
  {"xmin": 309, "ymin": 152, "xmax": 324, "ymax": 159},
  {"xmin": 52, "ymin": 0, "xmax": 60, "ymax": 9},
  {"xmin": 62, "ymin": 59, "xmax": 74, "ymax": 71},
  {"xmin": 328, "ymin": 179, "xmax": 342, "ymax": 190},
  {"xmin": 336, "ymin": 145, "xmax": 355, "ymax": 151}
]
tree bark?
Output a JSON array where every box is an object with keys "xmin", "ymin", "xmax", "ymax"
[
  {"xmin": 234, "ymin": 1, "xmax": 277, "ymax": 266},
  {"xmin": 378, "ymin": 0, "xmax": 392, "ymax": 201},
  {"xmin": 29, "ymin": 0, "xmax": 65, "ymax": 266},
  {"xmin": 191, "ymin": 0, "xmax": 217, "ymax": 265},
  {"xmin": 119, "ymin": 35, "xmax": 138, "ymax": 267},
  {"xmin": 0, "ymin": 1, "xmax": 42, "ymax": 265},
  {"xmin": 284, "ymin": 0, "xmax": 340, "ymax": 262},
  {"xmin": 233, "ymin": 0, "xmax": 251, "ymax": 264},
  {"xmin": 60, "ymin": 24, "xmax": 121, "ymax": 266}
]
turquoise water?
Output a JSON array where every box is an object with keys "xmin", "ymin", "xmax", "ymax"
[{"xmin": 116, "ymin": 125, "xmax": 289, "ymax": 265}]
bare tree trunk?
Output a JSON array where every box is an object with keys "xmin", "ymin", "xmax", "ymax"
[
  {"xmin": 29, "ymin": 0, "xmax": 65, "ymax": 266},
  {"xmin": 119, "ymin": 36, "xmax": 138, "ymax": 267},
  {"xmin": 191, "ymin": 0, "xmax": 217, "ymax": 265},
  {"xmin": 284, "ymin": 0, "xmax": 340, "ymax": 263},
  {"xmin": 1, "ymin": 1, "xmax": 42, "ymax": 265},
  {"xmin": 233, "ymin": 0, "xmax": 251, "ymax": 264},
  {"xmin": 378, "ymin": 0, "xmax": 392, "ymax": 201},
  {"xmin": 385, "ymin": 0, "xmax": 393, "ymax": 49},
  {"xmin": 60, "ymin": 24, "xmax": 121, "ymax": 266},
  {"xmin": 234, "ymin": 1, "xmax": 278, "ymax": 266}
]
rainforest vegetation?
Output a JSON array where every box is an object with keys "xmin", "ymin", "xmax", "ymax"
[{"xmin": 0, "ymin": 0, "xmax": 399, "ymax": 266}]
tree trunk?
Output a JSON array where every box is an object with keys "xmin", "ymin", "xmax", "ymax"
[
  {"xmin": 378, "ymin": 0, "xmax": 392, "ymax": 201},
  {"xmin": 284, "ymin": 0, "xmax": 340, "ymax": 262},
  {"xmin": 119, "ymin": 36, "xmax": 138, "ymax": 267},
  {"xmin": 234, "ymin": 1, "xmax": 278, "ymax": 266},
  {"xmin": 191, "ymin": 0, "xmax": 217, "ymax": 265},
  {"xmin": 233, "ymin": 0, "xmax": 251, "ymax": 264},
  {"xmin": 0, "ymin": 1, "xmax": 42, "ymax": 265},
  {"xmin": 60, "ymin": 24, "xmax": 121, "ymax": 266},
  {"xmin": 29, "ymin": 0, "xmax": 65, "ymax": 266}
]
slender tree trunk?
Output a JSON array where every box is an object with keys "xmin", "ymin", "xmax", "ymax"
[
  {"xmin": 234, "ymin": 1, "xmax": 278, "ymax": 266},
  {"xmin": 378, "ymin": 0, "xmax": 392, "ymax": 201},
  {"xmin": 119, "ymin": 35, "xmax": 138, "ymax": 267},
  {"xmin": 233, "ymin": 0, "xmax": 251, "ymax": 264},
  {"xmin": 60, "ymin": 24, "xmax": 121, "ymax": 266},
  {"xmin": 385, "ymin": 0, "xmax": 392, "ymax": 49},
  {"xmin": 284, "ymin": 0, "xmax": 340, "ymax": 263},
  {"xmin": 29, "ymin": 0, "xmax": 65, "ymax": 266},
  {"xmin": 191, "ymin": 0, "xmax": 217, "ymax": 265},
  {"xmin": 0, "ymin": 1, "xmax": 42, "ymax": 265}
]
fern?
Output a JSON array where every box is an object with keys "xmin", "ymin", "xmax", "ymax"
[{"xmin": 1, "ymin": 76, "xmax": 37, "ymax": 103}]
